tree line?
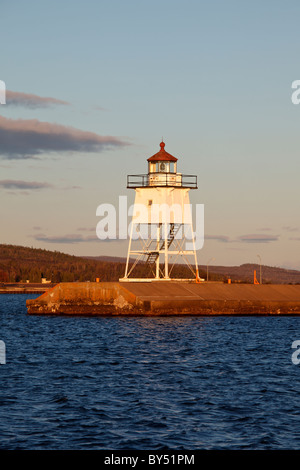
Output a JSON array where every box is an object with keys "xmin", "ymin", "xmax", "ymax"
[{"xmin": 0, "ymin": 244, "xmax": 225, "ymax": 283}]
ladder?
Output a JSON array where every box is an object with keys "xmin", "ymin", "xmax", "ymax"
[{"xmin": 145, "ymin": 223, "xmax": 180, "ymax": 265}]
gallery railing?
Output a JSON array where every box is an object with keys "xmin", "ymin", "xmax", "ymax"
[{"xmin": 127, "ymin": 173, "xmax": 197, "ymax": 189}]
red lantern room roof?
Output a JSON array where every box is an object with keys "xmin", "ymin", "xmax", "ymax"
[{"xmin": 147, "ymin": 141, "xmax": 178, "ymax": 162}]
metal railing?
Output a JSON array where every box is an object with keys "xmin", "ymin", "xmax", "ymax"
[{"xmin": 127, "ymin": 173, "xmax": 197, "ymax": 189}]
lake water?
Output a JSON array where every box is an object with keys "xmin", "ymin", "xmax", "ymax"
[{"xmin": 1, "ymin": 294, "xmax": 300, "ymax": 450}]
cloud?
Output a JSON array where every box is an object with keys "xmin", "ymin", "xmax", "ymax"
[
  {"xmin": 205, "ymin": 233, "xmax": 279, "ymax": 244},
  {"xmin": 34, "ymin": 233, "xmax": 98, "ymax": 244},
  {"xmin": 205, "ymin": 234, "xmax": 231, "ymax": 243},
  {"xmin": 77, "ymin": 227, "xmax": 96, "ymax": 232},
  {"xmin": 93, "ymin": 105, "xmax": 107, "ymax": 111},
  {"xmin": 6, "ymin": 90, "xmax": 69, "ymax": 108},
  {"xmin": 282, "ymin": 226, "xmax": 299, "ymax": 232},
  {"xmin": 0, "ymin": 180, "xmax": 82, "ymax": 192},
  {"xmin": 237, "ymin": 234, "xmax": 279, "ymax": 243},
  {"xmin": 0, "ymin": 116, "xmax": 129, "ymax": 159},
  {"xmin": 0, "ymin": 179, "xmax": 53, "ymax": 190},
  {"xmin": 61, "ymin": 185, "xmax": 82, "ymax": 190},
  {"xmin": 32, "ymin": 232, "xmax": 125, "ymax": 244}
]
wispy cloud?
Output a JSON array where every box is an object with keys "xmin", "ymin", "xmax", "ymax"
[
  {"xmin": 61, "ymin": 185, "xmax": 82, "ymax": 190},
  {"xmin": 6, "ymin": 90, "xmax": 69, "ymax": 108},
  {"xmin": 0, "ymin": 179, "xmax": 53, "ymax": 190},
  {"xmin": 32, "ymin": 232, "xmax": 125, "ymax": 244},
  {"xmin": 93, "ymin": 105, "xmax": 107, "ymax": 111},
  {"xmin": 34, "ymin": 233, "xmax": 98, "ymax": 244},
  {"xmin": 205, "ymin": 234, "xmax": 231, "ymax": 243},
  {"xmin": 0, "ymin": 116, "xmax": 130, "ymax": 159},
  {"xmin": 77, "ymin": 227, "xmax": 96, "ymax": 232},
  {"xmin": 282, "ymin": 226, "xmax": 299, "ymax": 232},
  {"xmin": 237, "ymin": 234, "xmax": 279, "ymax": 243},
  {"xmin": 0, "ymin": 180, "xmax": 82, "ymax": 193},
  {"xmin": 205, "ymin": 233, "xmax": 279, "ymax": 244}
]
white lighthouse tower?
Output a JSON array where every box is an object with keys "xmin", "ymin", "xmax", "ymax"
[{"xmin": 120, "ymin": 141, "xmax": 200, "ymax": 282}]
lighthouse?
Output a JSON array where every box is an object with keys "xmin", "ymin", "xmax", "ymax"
[{"xmin": 120, "ymin": 141, "xmax": 200, "ymax": 282}]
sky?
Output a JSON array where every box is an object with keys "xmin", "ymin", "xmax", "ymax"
[{"xmin": 0, "ymin": 0, "xmax": 300, "ymax": 270}]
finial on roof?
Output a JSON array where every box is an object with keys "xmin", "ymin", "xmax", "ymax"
[{"xmin": 147, "ymin": 140, "xmax": 177, "ymax": 162}]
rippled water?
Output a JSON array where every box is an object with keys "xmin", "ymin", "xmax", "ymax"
[{"xmin": 1, "ymin": 294, "xmax": 300, "ymax": 450}]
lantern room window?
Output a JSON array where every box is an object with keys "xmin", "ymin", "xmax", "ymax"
[{"xmin": 157, "ymin": 161, "xmax": 169, "ymax": 172}]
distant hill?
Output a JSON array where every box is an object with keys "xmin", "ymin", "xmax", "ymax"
[
  {"xmin": 0, "ymin": 244, "xmax": 126, "ymax": 283},
  {"xmin": 0, "ymin": 244, "xmax": 299, "ymax": 284},
  {"xmin": 86, "ymin": 257, "xmax": 300, "ymax": 284},
  {"xmin": 199, "ymin": 263, "xmax": 300, "ymax": 284},
  {"xmin": 84, "ymin": 255, "xmax": 130, "ymax": 263},
  {"xmin": 0, "ymin": 244, "xmax": 213, "ymax": 283}
]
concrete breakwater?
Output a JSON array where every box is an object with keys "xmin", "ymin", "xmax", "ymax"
[
  {"xmin": 26, "ymin": 282, "xmax": 300, "ymax": 316},
  {"xmin": 0, "ymin": 283, "xmax": 56, "ymax": 295}
]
